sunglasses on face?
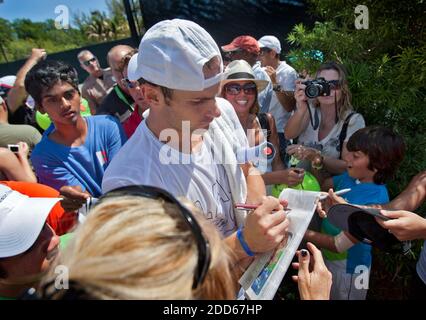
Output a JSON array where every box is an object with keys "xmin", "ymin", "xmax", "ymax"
[
  {"xmin": 20, "ymin": 185, "xmax": 211, "ymax": 300},
  {"xmin": 120, "ymin": 78, "xmax": 139, "ymax": 89},
  {"xmin": 328, "ymin": 80, "xmax": 342, "ymax": 90},
  {"xmin": 225, "ymin": 83, "xmax": 257, "ymax": 96},
  {"xmin": 82, "ymin": 57, "xmax": 97, "ymax": 67}
]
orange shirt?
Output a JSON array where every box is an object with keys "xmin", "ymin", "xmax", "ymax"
[{"xmin": 0, "ymin": 181, "xmax": 77, "ymax": 236}]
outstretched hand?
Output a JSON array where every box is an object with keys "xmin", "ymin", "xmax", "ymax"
[
  {"xmin": 316, "ymin": 188, "xmax": 347, "ymax": 218},
  {"xmin": 292, "ymin": 242, "xmax": 332, "ymax": 300},
  {"xmin": 59, "ymin": 185, "xmax": 91, "ymax": 212},
  {"xmin": 376, "ymin": 210, "xmax": 426, "ymax": 241}
]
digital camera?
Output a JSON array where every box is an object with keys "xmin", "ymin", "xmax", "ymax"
[{"xmin": 302, "ymin": 77, "xmax": 331, "ymax": 98}]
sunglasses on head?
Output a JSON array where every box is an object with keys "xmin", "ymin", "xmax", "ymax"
[
  {"xmin": 82, "ymin": 57, "xmax": 97, "ymax": 67},
  {"xmin": 225, "ymin": 83, "xmax": 257, "ymax": 96},
  {"xmin": 328, "ymin": 80, "xmax": 341, "ymax": 89},
  {"xmin": 20, "ymin": 185, "xmax": 211, "ymax": 300},
  {"xmin": 101, "ymin": 185, "xmax": 211, "ymax": 291}
]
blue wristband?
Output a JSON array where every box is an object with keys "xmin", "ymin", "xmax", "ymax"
[{"xmin": 237, "ymin": 227, "xmax": 255, "ymax": 257}]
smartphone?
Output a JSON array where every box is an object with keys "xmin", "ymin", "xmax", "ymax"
[{"xmin": 7, "ymin": 144, "xmax": 20, "ymax": 153}]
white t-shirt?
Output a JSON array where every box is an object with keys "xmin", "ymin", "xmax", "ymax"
[
  {"xmin": 253, "ymin": 61, "xmax": 273, "ymax": 113},
  {"xmin": 297, "ymin": 106, "xmax": 365, "ymax": 159},
  {"xmin": 102, "ymin": 98, "xmax": 249, "ymax": 237},
  {"xmin": 268, "ymin": 61, "xmax": 298, "ymax": 133}
]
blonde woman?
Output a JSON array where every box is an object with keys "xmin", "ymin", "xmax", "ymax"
[
  {"xmin": 38, "ymin": 185, "xmax": 236, "ymax": 300},
  {"xmin": 285, "ymin": 62, "xmax": 365, "ymax": 180}
]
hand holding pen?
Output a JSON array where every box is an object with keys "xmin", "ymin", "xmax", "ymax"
[
  {"xmin": 241, "ymin": 196, "xmax": 290, "ymax": 256},
  {"xmin": 316, "ymin": 188, "xmax": 350, "ymax": 218}
]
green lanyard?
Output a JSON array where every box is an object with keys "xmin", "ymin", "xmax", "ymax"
[{"xmin": 114, "ymin": 85, "xmax": 134, "ymax": 112}]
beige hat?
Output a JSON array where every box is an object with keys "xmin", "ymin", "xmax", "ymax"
[{"xmin": 221, "ymin": 60, "xmax": 268, "ymax": 93}]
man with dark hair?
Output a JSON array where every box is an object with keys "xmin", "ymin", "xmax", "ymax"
[
  {"xmin": 25, "ymin": 60, "xmax": 127, "ymax": 198},
  {"xmin": 77, "ymin": 50, "xmax": 115, "ymax": 115},
  {"xmin": 221, "ymin": 36, "xmax": 273, "ymax": 113},
  {"xmin": 96, "ymin": 45, "xmax": 136, "ymax": 123}
]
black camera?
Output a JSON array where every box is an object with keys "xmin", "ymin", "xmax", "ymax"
[{"xmin": 302, "ymin": 77, "xmax": 331, "ymax": 98}]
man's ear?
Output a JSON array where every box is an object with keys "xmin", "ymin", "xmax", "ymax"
[
  {"xmin": 36, "ymin": 102, "xmax": 47, "ymax": 114},
  {"xmin": 142, "ymin": 85, "xmax": 162, "ymax": 106}
]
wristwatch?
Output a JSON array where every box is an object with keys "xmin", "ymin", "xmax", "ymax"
[
  {"xmin": 311, "ymin": 153, "xmax": 324, "ymax": 170},
  {"xmin": 272, "ymin": 84, "xmax": 284, "ymax": 92}
]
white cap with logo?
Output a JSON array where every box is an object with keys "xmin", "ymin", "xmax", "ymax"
[
  {"xmin": 0, "ymin": 184, "xmax": 60, "ymax": 258},
  {"xmin": 258, "ymin": 35, "xmax": 282, "ymax": 54},
  {"xmin": 127, "ymin": 19, "xmax": 223, "ymax": 91}
]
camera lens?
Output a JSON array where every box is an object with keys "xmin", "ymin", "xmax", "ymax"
[{"xmin": 305, "ymin": 84, "xmax": 321, "ymax": 98}]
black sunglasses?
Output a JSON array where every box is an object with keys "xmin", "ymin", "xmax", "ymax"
[
  {"xmin": 82, "ymin": 57, "xmax": 97, "ymax": 67},
  {"xmin": 120, "ymin": 78, "xmax": 138, "ymax": 89},
  {"xmin": 259, "ymin": 47, "xmax": 272, "ymax": 55},
  {"xmin": 328, "ymin": 80, "xmax": 341, "ymax": 89},
  {"xmin": 21, "ymin": 185, "xmax": 211, "ymax": 300},
  {"xmin": 225, "ymin": 83, "xmax": 257, "ymax": 95}
]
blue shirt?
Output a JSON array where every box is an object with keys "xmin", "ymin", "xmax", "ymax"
[
  {"xmin": 31, "ymin": 115, "xmax": 127, "ymax": 197},
  {"xmin": 322, "ymin": 172, "xmax": 389, "ymax": 273}
]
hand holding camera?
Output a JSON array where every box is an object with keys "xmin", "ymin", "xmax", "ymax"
[{"xmin": 302, "ymin": 77, "xmax": 332, "ymax": 98}]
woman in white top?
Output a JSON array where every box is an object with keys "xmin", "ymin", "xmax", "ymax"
[
  {"xmin": 221, "ymin": 60, "xmax": 304, "ymax": 189},
  {"xmin": 285, "ymin": 61, "xmax": 365, "ymax": 180}
]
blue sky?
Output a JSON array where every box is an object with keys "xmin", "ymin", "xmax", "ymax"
[{"xmin": 1, "ymin": 0, "xmax": 109, "ymax": 23}]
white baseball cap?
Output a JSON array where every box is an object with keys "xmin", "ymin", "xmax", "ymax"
[
  {"xmin": 258, "ymin": 35, "xmax": 282, "ymax": 54},
  {"xmin": 127, "ymin": 19, "xmax": 223, "ymax": 91},
  {"xmin": 0, "ymin": 184, "xmax": 61, "ymax": 258},
  {"xmin": 0, "ymin": 75, "xmax": 16, "ymax": 98}
]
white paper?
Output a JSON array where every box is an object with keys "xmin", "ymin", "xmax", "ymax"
[{"xmin": 239, "ymin": 189, "xmax": 321, "ymax": 300}]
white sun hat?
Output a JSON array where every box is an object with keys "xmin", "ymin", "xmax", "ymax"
[{"xmin": 221, "ymin": 59, "xmax": 268, "ymax": 92}]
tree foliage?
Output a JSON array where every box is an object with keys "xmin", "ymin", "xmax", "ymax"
[{"xmin": 0, "ymin": 0, "xmax": 131, "ymax": 63}]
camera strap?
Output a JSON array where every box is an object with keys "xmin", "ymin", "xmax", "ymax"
[
  {"xmin": 307, "ymin": 101, "xmax": 320, "ymax": 130},
  {"xmin": 338, "ymin": 112, "xmax": 356, "ymax": 159},
  {"xmin": 335, "ymin": 94, "xmax": 339, "ymax": 124}
]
